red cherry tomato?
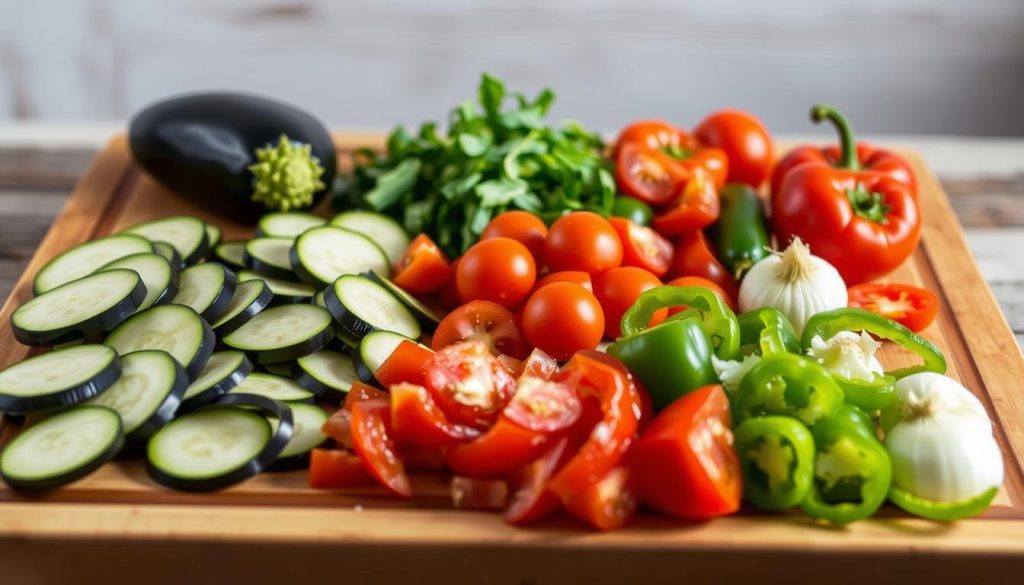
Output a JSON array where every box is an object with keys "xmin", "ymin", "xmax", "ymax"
[
  {"xmin": 457, "ymin": 237, "xmax": 536, "ymax": 309},
  {"xmin": 535, "ymin": 270, "xmax": 593, "ymax": 293},
  {"xmin": 424, "ymin": 340, "xmax": 517, "ymax": 429},
  {"xmin": 668, "ymin": 229, "xmax": 739, "ymax": 301},
  {"xmin": 522, "ymin": 282, "xmax": 605, "ymax": 361},
  {"xmin": 848, "ymin": 283, "xmax": 939, "ymax": 332},
  {"xmin": 432, "ymin": 300, "xmax": 528, "ymax": 358},
  {"xmin": 544, "ymin": 212, "xmax": 623, "ymax": 276},
  {"xmin": 593, "ymin": 266, "xmax": 666, "ymax": 339},
  {"xmin": 391, "ymin": 234, "xmax": 451, "ymax": 295},
  {"xmin": 615, "ymin": 142, "xmax": 687, "ymax": 205},
  {"xmin": 694, "ymin": 109, "xmax": 775, "ymax": 188},
  {"xmin": 612, "ymin": 120, "xmax": 682, "ymax": 159},
  {"xmin": 609, "ymin": 217, "xmax": 673, "ymax": 277},
  {"xmin": 481, "ymin": 210, "xmax": 548, "ymax": 264}
]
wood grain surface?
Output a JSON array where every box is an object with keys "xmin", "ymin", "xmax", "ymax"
[{"xmin": 0, "ymin": 135, "xmax": 1023, "ymax": 583}]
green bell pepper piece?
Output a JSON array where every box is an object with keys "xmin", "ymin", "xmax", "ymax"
[
  {"xmin": 800, "ymin": 414, "xmax": 892, "ymax": 524},
  {"xmin": 889, "ymin": 485, "xmax": 998, "ymax": 522},
  {"xmin": 734, "ymin": 353, "xmax": 844, "ymax": 426},
  {"xmin": 738, "ymin": 307, "xmax": 801, "ymax": 356},
  {"xmin": 827, "ymin": 403, "xmax": 877, "ymax": 440},
  {"xmin": 607, "ymin": 317, "xmax": 718, "ymax": 410},
  {"xmin": 734, "ymin": 416, "xmax": 816, "ymax": 511},
  {"xmin": 621, "ymin": 285, "xmax": 740, "ymax": 360}
]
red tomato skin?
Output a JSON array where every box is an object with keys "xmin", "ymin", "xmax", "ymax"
[
  {"xmin": 308, "ymin": 449, "xmax": 373, "ymax": 489},
  {"xmin": 457, "ymin": 237, "xmax": 537, "ymax": 309},
  {"xmin": 615, "ymin": 142, "xmax": 687, "ymax": 205},
  {"xmin": 544, "ymin": 212, "xmax": 623, "ymax": 276},
  {"xmin": 391, "ymin": 234, "xmax": 451, "ymax": 295},
  {"xmin": 504, "ymin": 437, "xmax": 573, "ymax": 525},
  {"xmin": 431, "ymin": 300, "xmax": 528, "ymax": 358},
  {"xmin": 535, "ymin": 270, "xmax": 593, "ymax": 293},
  {"xmin": 593, "ymin": 266, "xmax": 666, "ymax": 339},
  {"xmin": 390, "ymin": 383, "xmax": 481, "ymax": 447},
  {"xmin": 609, "ymin": 217, "xmax": 674, "ymax": 277},
  {"xmin": 694, "ymin": 109, "xmax": 775, "ymax": 188},
  {"xmin": 522, "ymin": 282, "xmax": 605, "ymax": 361},
  {"xmin": 481, "ymin": 211, "xmax": 548, "ymax": 264},
  {"xmin": 424, "ymin": 340, "xmax": 518, "ymax": 429},
  {"xmin": 375, "ymin": 340, "xmax": 434, "ymax": 387},
  {"xmin": 350, "ymin": 399, "xmax": 412, "ymax": 498},
  {"xmin": 668, "ymin": 230, "xmax": 739, "ymax": 301},
  {"xmin": 562, "ymin": 465, "xmax": 638, "ymax": 531}
]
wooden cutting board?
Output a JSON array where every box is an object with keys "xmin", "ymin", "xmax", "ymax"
[{"xmin": 0, "ymin": 135, "xmax": 1022, "ymax": 584}]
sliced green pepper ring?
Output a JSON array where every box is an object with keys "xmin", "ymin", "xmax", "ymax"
[
  {"xmin": 889, "ymin": 485, "xmax": 999, "ymax": 522},
  {"xmin": 800, "ymin": 416, "xmax": 892, "ymax": 525},
  {"xmin": 835, "ymin": 375, "xmax": 897, "ymax": 411},
  {"xmin": 738, "ymin": 307, "xmax": 801, "ymax": 356},
  {"xmin": 801, "ymin": 307, "xmax": 946, "ymax": 379},
  {"xmin": 621, "ymin": 285, "xmax": 740, "ymax": 360},
  {"xmin": 823, "ymin": 403, "xmax": 877, "ymax": 440},
  {"xmin": 734, "ymin": 416, "xmax": 816, "ymax": 511},
  {"xmin": 734, "ymin": 353, "xmax": 844, "ymax": 426}
]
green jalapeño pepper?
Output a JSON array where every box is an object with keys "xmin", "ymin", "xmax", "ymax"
[
  {"xmin": 734, "ymin": 353, "xmax": 844, "ymax": 426},
  {"xmin": 621, "ymin": 285, "xmax": 740, "ymax": 360},
  {"xmin": 889, "ymin": 485, "xmax": 998, "ymax": 522},
  {"xmin": 800, "ymin": 414, "xmax": 892, "ymax": 524},
  {"xmin": 607, "ymin": 318, "xmax": 717, "ymax": 410},
  {"xmin": 709, "ymin": 183, "xmax": 771, "ymax": 279},
  {"xmin": 738, "ymin": 307, "xmax": 801, "ymax": 356},
  {"xmin": 734, "ymin": 416, "xmax": 816, "ymax": 511}
]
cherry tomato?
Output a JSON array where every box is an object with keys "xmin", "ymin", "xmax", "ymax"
[
  {"xmin": 593, "ymin": 266, "xmax": 666, "ymax": 339},
  {"xmin": 350, "ymin": 398, "xmax": 412, "ymax": 498},
  {"xmin": 544, "ymin": 212, "xmax": 623, "ymax": 276},
  {"xmin": 424, "ymin": 340, "xmax": 517, "ymax": 429},
  {"xmin": 694, "ymin": 109, "xmax": 775, "ymax": 188},
  {"xmin": 375, "ymin": 340, "xmax": 434, "ymax": 387},
  {"xmin": 308, "ymin": 448, "xmax": 373, "ymax": 489},
  {"xmin": 665, "ymin": 276, "xmax": 737, "ymax": 313},
  {"xmin": 612, "ymin": 120, "xmax": 682, "ymax": 158},
  {"xmin": 390, "ymin": 383, "xmax": 481, "ymax": 447},
  {"xmin": 391, "ymin": 234, "xmax": 451, "ymax": 295},
  {"xmin": 481, "ymin": 210, "xmax": 548, "ymax": 264},
  {"xmin": 535, "ymin": 270, "xmax": 593, "ymax": 293},
  {"xmin": 848, "ymin": 283, "xmax": 939, "ymax": 332},
  {"xmin": 522, "ymin": 282, "xmax": 605, "ymax": 361},
  {"xmin": 652, "ymin": 167, "xmax": 720, "ymax": 236},
  {"xmin": 630, "ymin": 385, "xmax": 741, "ymax": 519},
  {"xmin": 609, "ymin": 217, "xmax": 673, "ymax": 277},
  {"xmin": 668, "ymin": 229, "xmax": 739, "ymax": 301},
  {"xmin": 615, "ymin": 142, "xmax": 686, "ymax": 205},
  {"xmin": 611, "ymin": 196, "xmax": 654, "ymax": 226},
  {"xmin": 432, "ymin": 300, "xmax": 528, "ymax": 358},
  {"xmin": 457, "ymin": 237, "xmax": 536, "ymax": 309},
  {"xmin": 563, "ymin": 465, "xmax": 638, "ymax": 531}
]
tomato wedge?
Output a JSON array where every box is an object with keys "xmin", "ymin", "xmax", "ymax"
[
  {"xmin": 609, "ymin": 217, "xmax": 674, "ymax": 277},
  {"xmin": 308, "ymin": 448, "xmax": 373, "ymax": 489},
  {"xmin": 630, "ymin": 385, "xmax": 741, "ymax": 519},
  {"xmin": 668, "ymin": 229, "xmax": 739, "ymax": 301},
  {"xmin": 376, "ymin": 340, "xmax": 434, "ymax": 387},
  {"xmin": 392, "ymin": 234, "xmax": 451, "ymax": 295},
  {"xmin": 652, "ymin": 167, "xmax": 720, "ymax": 236},
  {"xmin": 504, "ymin": 437, "xmax": 573, "ymax": 525},
  {"xmin": 390, "ymin": 383, "xmax": 481, "ymax": 447},
  {"xmin": 424, "ymin": 340, "xmax": 517, "ymax": 429},
  {"xmin": 432, "ymin": 300, "xmax": 528, "ymax": 358},
  {"xmin": 615, "ymin": 142, "xmax": 687, "ymax": 205},
  {"xmin": 350, "ymin": 398, "xmax": 412, "ymax": 498},
  {"xmin": 321, "ymin": 408, "xmax": 354, "ymax": 449},
  {"xmin": 520, "ymin": 348, "xmax": 558, "ymax": 380},
  {"xmin": 848, "ymin": 283, "xmax": 939, "ymax": 332},
  {"xmin": 345, "ymin": 382, "xmax": 389, "ymax": 409},
  {"xmin": 563, "ymin": 465, "xmax": 638, "ymax": 531}
]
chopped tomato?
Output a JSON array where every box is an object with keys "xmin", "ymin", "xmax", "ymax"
[
  {"xmin": 652, "ymin": 167, "xmax": 720, "ymax": 236},
  {"xmin": 615, "ymin": 142, "xmax": 686, "ymax": 205},
  {"xmin": 376, "ymin": 340, "xmax": 435, "ymax": 387},
  {"xmin": 535, "ymin": 270, "xmax": 593, "ymax": 293},
  {"xmin": 504, "ymin": 437, "xmax": 573, "ymax": 525},
  {"xmin": 432, "ymin": 300, "xmax": 528, "ymax": 358},
  {"xmin": 520, "ymin": 348, "xmax": 558, "ymax": 380},
  {"xmin": 609, "ymin": 217, "xmax": 674, "ymax": 277},
  {"xmin": 344, "ymin": 382, "xmax": 389, "ymax": 410},
  {"xmin": 392, "ymin": 234, "xmax": 451, "ymax": 295},
  {"xmin": 563, "ymin": 465, "xmax": 638, "ymax": 531},
  {"xmin": 390, "ymin": 383, "xmax": 481, "ymax": 447},
  {"xmin": 424, "ymin": 340, "xmax": 517, "ymax": 429},
  {"xmin": 496, "ymin": 354, "xmax": 524, "ymax": 377},
  {"xmin": 630, "ymin": 385, "xmax": 741, "ymax": 519},
  {"xmin": 848, "ymin": 283, "xmax": 939, "ymax": 332},
  {"xmin": 322, "ymin": 408, "xmax": 354, "ymax": 449},
  {"xmin": 451, "ymin": 476, "xmax": 509, "ymax": 510},
  {"xmin": 668, "ymin": 229, "xmax": 739, "ymax": 301},
  {"xmin": 308, "ymin": 448, "xmax": 373, "ymax": 489},
  {"xmin": 350, "ymin": 398, "xmax": 412, "ymax": 498}
]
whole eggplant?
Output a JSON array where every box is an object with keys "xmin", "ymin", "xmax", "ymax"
[{"xmin": 129, "ymin": 93, "xmax": 336, "ymax": 223}]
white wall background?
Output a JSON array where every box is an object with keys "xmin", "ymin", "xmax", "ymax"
[{"xmin": 1, "ymin": 0, "xmax": 1023, "ymax": 135}]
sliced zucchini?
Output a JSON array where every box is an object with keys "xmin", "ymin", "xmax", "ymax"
[
  {"xmin": 259, "ymin": 362, "xmax": 295, "ymax": 377},
  {"xmin": 33, "ymin": 234, "xmax": 153, "ymax": 294},
  {"xmin": 210, "ymin": 279, "xmax": 273, "ymax": 335},
  {"xmin": 257, "ymin": 212, "xmax": 325, "ymax": 239},
  {"xmin": 365, "ymin": 270, "xmax": 442, "ymax": 330},
  {"xmin": 153, "ymin": 241, "xmax": 185, "ymax": 270},
  {"xmin": 213, "ymin": 240, "xmax": 246, "ymax": 269},
  {"xmin": 145, "ymin": 394, "xmax": 292, "ymax": 492},
  {"xmin": 171, "ymin": 263, "xmax": 237, "ymax": 322},
  {"xmin": 179, "ymin": 350, "xmax": 253, "ymax": 412},
  {"xmin": 123, "ymin": 215, "xmax": 209, "ymax": 265},
  {"xmin": 0, "ymin": 405, "xmax": 124, "ymax": 491},
  {"xmin": 205, "ymin": 223, "xmax": 223, "ymax": 250},
  {"xmin": 330, "ymin": 211, "xmax": 409, "ymax": 265},
  {"xmin": 12, "ymin": 269, "xmax": 145, "ymax": 346},
  {"xmin": 85, "ymin": 350, "xmax": 188, "ymax": 441},
  {"xmin": 324, "ymin": 274, "xmax": 421, "ymax": 340},
  {"xmin": 294, "ymin": 350, "xmax": 360, "ymax": 403},
  {"xmin": 104, "ymin": 304, "xmax": 215, "ymax": 380},
  {"xmin": 222, "ymin": 304, "xmax": 333, "ymax": 364},
  {"xmin": 229, "ymin": 372, "xmax": 315, "ymax": 403},
  {"xmin": 353, "ymin": 330, "xmax": 411, "ymax": 385},
  {"xmin": 0, "ymin": 345, "xmax": 121, "ymax": 413},
  {"xmin": 289, "ymin": 226, "xmax": 389, "ymax": 288},
  {"xmin": 243, "ymin": 237, "xmax": 295, "ymax": 280},
  {"xmin": 270, "ymin": 402, "xmax": 328, "ymax": 469},
  {"xmin": 238, "ymin": 270, "xmax": 315, "ymax": 304},
  {"xmin": 100, "ymin": 252, "xmax": 179, "ymax": 310}
]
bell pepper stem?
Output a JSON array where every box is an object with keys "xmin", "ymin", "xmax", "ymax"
[{"xmin": 811, "ymin": 104, "xmax": 859, "ymax": 171}]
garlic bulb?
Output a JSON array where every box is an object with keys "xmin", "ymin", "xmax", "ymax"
[
  {"xmin": 881, "ymin": 372, "xmax": 1003, "ymax": 503},
  {"xmin": 738, "ymin": 238, "xmax": 847, "ymax": 334},
  {"xmin": 711, "ymin": 354, "xmax": 761, "ymax": 395},
  {"xmin": 806, "ymin": 331, "xmax": 883, "ymax": 381}
]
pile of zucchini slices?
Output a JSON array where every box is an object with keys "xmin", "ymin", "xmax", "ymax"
[{"xmin": 0, "ymin": 211, "xmax": 439, "ymax": 492}]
